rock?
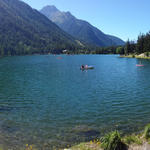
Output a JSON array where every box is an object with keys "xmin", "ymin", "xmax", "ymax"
[{"xmin": 128, "ymin": 142, "xmax": 150, "ymax": 150}]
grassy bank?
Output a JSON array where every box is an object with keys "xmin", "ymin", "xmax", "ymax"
[{"xmin": 64, "ymin": 124, "xmax": 150, "ymax": 150}]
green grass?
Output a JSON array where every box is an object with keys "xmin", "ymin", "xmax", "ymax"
[
  {"xmin": 122, "ymin": 134, "xmax": 142, "ymax": 145},
  {"xmin": 120, "ymin": 55, "xmax": 133, "ymax": 58}
]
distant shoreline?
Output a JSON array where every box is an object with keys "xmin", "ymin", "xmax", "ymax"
[{"xmin": 120, "ymin": 53, "xmax": 150, "ymax": 59}]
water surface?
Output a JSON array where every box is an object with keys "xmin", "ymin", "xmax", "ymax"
[{"xmin": 0, "ymin": 55, "xmax": 150, "ymax": 149}]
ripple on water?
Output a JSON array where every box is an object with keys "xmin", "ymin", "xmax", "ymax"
[{"xmin": 0, "ymin": 55, "xmax": 150, "ymax": 149}]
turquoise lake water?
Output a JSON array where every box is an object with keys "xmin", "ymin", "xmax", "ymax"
[{"xmin": 0, "ymin": 55, "xmax": 150, "ymax": 149}]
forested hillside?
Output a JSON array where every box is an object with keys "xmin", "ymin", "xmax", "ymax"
[{"xmin": 0, "ymin": 0, "xmax": 81, "ymax": 55}]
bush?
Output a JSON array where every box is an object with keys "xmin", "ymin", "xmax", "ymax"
[
  {"xmin": 145, "ymin": 52, "xmax": 149, "ymax": 57},
  {"xmin": 144, "ymin": 124, "xmax": 150, "ymax": 139},
  {"xmin": 101, "ymin": 131, "xmax": 124, "ymax": 150}
]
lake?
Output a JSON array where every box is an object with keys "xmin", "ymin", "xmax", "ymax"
[{"xmin": 0, "ymin": 55, "xmax": 150, "ymax": 149}]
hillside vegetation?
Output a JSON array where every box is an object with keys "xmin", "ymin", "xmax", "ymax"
[{"xmin": 0, "ymin": 0, "xmax": 82, "ymax": 56}]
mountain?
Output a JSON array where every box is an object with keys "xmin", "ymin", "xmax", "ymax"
[
  {"xmin": 107, "ymin": 35, "xmax": 125, "ymax": 46},
  {"xmin": 40, "ymin": 5, "xmax": 125, "ymax": 47},
  {"xmin": 0, "ymin": 0, "xmax": 81, "ymax": 55}
]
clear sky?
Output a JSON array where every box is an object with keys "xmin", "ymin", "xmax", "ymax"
[{"xmin": 22, "ymin": 0, "xmax": 150, "ymax": 41}]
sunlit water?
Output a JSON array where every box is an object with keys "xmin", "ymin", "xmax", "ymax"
[{"xmin": 0, "ymin": 55, "xmax": 150, "ymax": 149}]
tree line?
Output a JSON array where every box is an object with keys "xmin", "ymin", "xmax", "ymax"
[
  {"xmin": 1, "ymin": 31, "xmax": 150, "ymax": 56},
  {"xmin": 115, "ymin": 31, "xmax": 150, "ymax": 56}
]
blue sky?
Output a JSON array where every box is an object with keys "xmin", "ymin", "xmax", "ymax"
[{"xmin": 22, "ymin": 0, "xmax": 150, "ymax": 41}]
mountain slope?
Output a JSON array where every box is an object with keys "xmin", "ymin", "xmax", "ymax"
[
  {"xmin": 0, "ymin": 0, "xmax": 80, "ymax": 55},
  {"xmin": 107, "ymin": 35, "xmax": 125, "ymax": 46},
  {"xmin": 40, "ymin": 5, "xmax": 125, "ymax": 47}
]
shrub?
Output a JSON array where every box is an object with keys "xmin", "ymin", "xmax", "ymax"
[
  {"xmin": 145, "ymin": 52, "xmax": 149, "ymax": 57},
  {"xmin": 100, "ymin": 131, "xmax": 124, "ymax": 150},
  {"xmin": 144, "ymin": 124, "xmax": 150, "ymax": 139}
]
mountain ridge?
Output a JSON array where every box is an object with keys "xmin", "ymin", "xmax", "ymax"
[{"xmin": 40, "ymin": 5, "xmax": 125, "ymax": 47}]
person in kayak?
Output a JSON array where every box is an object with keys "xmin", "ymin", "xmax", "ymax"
[
  {"xmin": 85, "ymin": 65, "xmax": 88, "ymax": 68},
  {"xmin": 81, "ymin": 65, "xmax": 84, "ymax": 69}
]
